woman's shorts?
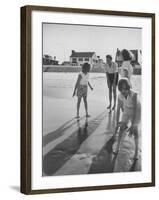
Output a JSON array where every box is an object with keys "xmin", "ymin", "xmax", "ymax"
[
  {"xmin": 77, "ymin": 85, "xmax": 88, "ymax": 98},
  {"xmin": 107, "ymin": 73, "xmax": 119, "ymax": 86}
]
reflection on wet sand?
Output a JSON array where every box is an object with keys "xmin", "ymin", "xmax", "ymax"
[
  {"xmin": 77, "ymin": 118, "xmax": 88, "ymax": 143},
  {"xmin": 43, "ymin": 112, "xmax": 106, "ymax": 176},
  {"xmin": 42, "ymin": 71, "xmax": 141, "ymax": 176},
  {"xmin": 43, "ymin": 110, "xmax": 141, "ymax": 176},
  {"xmin": 43, "ymin": 117, "xmax": 84, "ymax": 146}
]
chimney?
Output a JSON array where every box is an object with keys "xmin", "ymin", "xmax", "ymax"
[{"xmin": 72, "ymin": 50, "xmax": 75, "ymax": 54}]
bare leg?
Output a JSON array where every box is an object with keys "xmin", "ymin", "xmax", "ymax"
[
  {"xmin": 112, "ymin": 86, "xmax": 117, "ymax": 110},
  {"xmin": 113, "ymin": 123, "xmax": 127, "ymax": 154},
  {"xmin": 76, "ymin": 97, "xmax": 81, "ymax": 118},
  {"xmin": 83, "ymin": 97, "xmax": 90, "ymax": 117},
  {"xmin": 107, "ymin": 87, "xmax": 112, "ymax": 109},
  {"xmin": 114, "ymin": 130, "xmax": 123, "ymax": 154}
]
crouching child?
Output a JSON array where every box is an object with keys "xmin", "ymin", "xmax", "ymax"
[{"xmin": 115, "ymin": 78, "xmax": 141, "ymax": 160}]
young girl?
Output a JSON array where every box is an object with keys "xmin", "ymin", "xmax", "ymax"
[
  {"xmin": 73, "ymin": 62, "xmax": 93, "ymax": 118},
  {"xmin": 115, "ymin": 78, "xmax": 141, "ymax": 159}
]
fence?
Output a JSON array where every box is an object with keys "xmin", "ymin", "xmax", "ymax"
[{"xmin": 43, "ymin": 65, "xmax": 141, "ymax": 75}]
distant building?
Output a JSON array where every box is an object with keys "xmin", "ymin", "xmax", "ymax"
[
  {"xmin": 93, "ymin": 57, "xmax": 105, "ymax": 69},
  {"xmin": 61, "ymin": 61, "xmax": 72, "ymax": 66},
  {"xmin": 70, "ymin": 50, "xmax": 98, "ymax": 67},
  {"xmin": 43, "ymin": 54, "xmax": 59, "ymax": 65},
  {"xmin": 115, "ymin": 48, "xmax": 142, "ymax": 67}
]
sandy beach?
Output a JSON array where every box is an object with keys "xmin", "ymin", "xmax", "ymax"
[{"xmin": 42, "ymin": 72, "xmax": 141, "ymax": 176}]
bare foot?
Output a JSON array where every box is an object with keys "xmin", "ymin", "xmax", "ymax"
[
  {"xmin": 107, "ymin": 105, "xmax": 111, "ymax": 109},
  {"xmin": 86, "ymin": 114, "xmax": 91, "ymax": 118},
  {"xmin": 75, "ymin": 115, "xmax": 80, "ymax": 119},
  {"xmin": 109, "ymin": 109, "xmax": 112, "ymax": 114}
]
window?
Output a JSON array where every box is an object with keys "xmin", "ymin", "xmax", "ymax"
[
  {"xmin": 78, "ymin": 58, "xmax": 83, "ymax": 61},
  {"xmin": 72, "ymin": 58, "xmax": 77, "ymax": 63},
  {"xmin": 85, "ymin": 58, "xmax": 89, "ymax": 61}
]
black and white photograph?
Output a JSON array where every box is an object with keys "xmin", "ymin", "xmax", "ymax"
[
  {"xmin": 42, "ymin": 23, "xmax": 142, "ymax": 176},
  {"xmin": 20, "ymin": 6, "xmax": 155, "ymax": 194}
]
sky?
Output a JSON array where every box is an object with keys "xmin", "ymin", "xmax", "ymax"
[{"xmin": 43, "ymin": 23, "xmax": 142, "ymax": 63}]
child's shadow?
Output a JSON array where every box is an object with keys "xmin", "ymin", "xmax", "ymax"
[
  {"xmin": 88, "ymin": 136, "xmax": 116, "ymax": 174},
  {"xmin": 77, "ymin": 118, "xmax": 88, "ymax": 143}
]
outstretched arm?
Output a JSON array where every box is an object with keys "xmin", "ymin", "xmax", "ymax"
[
  {"xmin": 106, "ymin": 72, "xmax": 111, "ymax": 87},
  {"xmin": 113, "ymin": 63, "xmax": 118, "ymax": 86},
  {"xmin": 128, "ymin": 93, "xmax": 137, "ymax": 136},
  {"xmin": 131, "ymin": 93, "xmax": 137, "ymax": 126},
  {"xmin": 116, "ymin": 97, "xmax": 123, "ymax": 126},
  {"xmin": 88, "ymin": 82, "xmax": 93, "ymax": 90},
  {"xmin": 73, "ymin": 74, "xmax": 81, "ymax": 97}
]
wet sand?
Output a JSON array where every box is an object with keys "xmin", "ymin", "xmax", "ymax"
[{"xmin": 42, "ymin": 72, "xmax": 141, "ymax": 176}]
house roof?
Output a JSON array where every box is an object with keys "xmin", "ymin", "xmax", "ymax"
[{"xmin": 70, "ymin": 51, "xmax": 95, "ymax": 58}]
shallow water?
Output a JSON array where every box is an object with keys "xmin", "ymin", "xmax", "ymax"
[
  {"xmin": 42, "ymin": 72, "xmax": 141, "ymax": 176},
  {"xmin": 43, "ymin": 72, "xmax": 141, "ymax": 101}
]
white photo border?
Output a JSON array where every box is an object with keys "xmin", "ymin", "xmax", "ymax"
[{"xmin": 30, "ymin": 9, "xmax": 153, "ymax": 191}]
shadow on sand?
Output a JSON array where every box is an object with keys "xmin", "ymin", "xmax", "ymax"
[
  {"xmin": 43, "ymin": 117, "xmax": 85, "ymax": 146},
  {"xmin": 43, "ymin": 112, "xmax": 106, "ymax": 176},
  {"xmin": 88, "ymin": 136, "xmax": 115, "ymax": 174},
  {"xmin": 43, "ymin": 110, "xmax": 140, "ymax": 176}
]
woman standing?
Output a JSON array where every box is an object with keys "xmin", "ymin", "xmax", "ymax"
[
  {"xmin": 120, "ymin": 49, "xmax": 133, "ymax": 87},
  {"xmin": 104, "ymin": 55, "xmax": 119, "ymax": 111}
]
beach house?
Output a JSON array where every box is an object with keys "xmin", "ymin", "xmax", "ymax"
[{"xmin": 70, "ymin": 50, "xmax": 98, "ymax": 67}]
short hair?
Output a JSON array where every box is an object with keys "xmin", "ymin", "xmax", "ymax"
[
  {"xmin": 82, "ymin": 62, "xmax": 91, "ymax": 73},
  {"xmin": 121, "ymin": 49, "xmax": 132, "ymax": 61},
  {"xmin": 106, "ymin": 55, "xmax": 112, "ymax": 60},
  {"xmin": 118, "ymin": 79, "xmax": 130, "ymax": 91}
]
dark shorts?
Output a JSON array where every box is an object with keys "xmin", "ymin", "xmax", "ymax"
[
  {"xmin": 77, "ymin": 85, "xmax": 88, "ymax": 98},
  {"xmin": 107, "ymin": 73, "xmax": 119, "ymax": 86}
]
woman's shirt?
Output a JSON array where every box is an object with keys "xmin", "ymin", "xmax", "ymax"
[
  {"xmin": 120, "ymin": 61, "xmax": 133, "ymax": 80},
  {"xmin": 118, "ymin": 90, "xmax": 141, "ymax": 125},
  {"xmin": 79, "ymin": 72, "xmax": 89, "ymax": 86},
  {"xmin": 104, "ymin": 62, "xmax": 118, "ymax": 74}
]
